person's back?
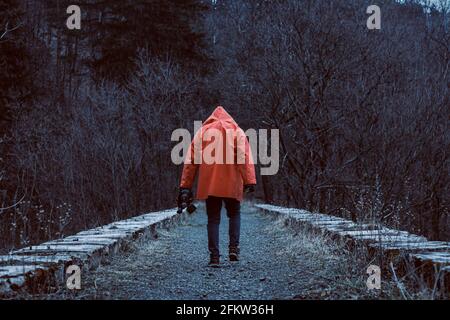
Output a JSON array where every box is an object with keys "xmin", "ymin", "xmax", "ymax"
[{"xmin": 178, "ymin": 106, "xmax": 256, "ymax": 267}]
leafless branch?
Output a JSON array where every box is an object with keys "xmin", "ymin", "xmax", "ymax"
[
  {"xmin": 0, "ymin": 193, "xmax": 26, "ymax": 211},
  {"xmin": 0, "ymin": 21, "xmax": 22, "ymax": 42}
]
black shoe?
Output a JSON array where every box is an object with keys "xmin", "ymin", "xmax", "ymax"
[
  {"xmin": 209, "ymin": 255, "xmax": 220, "ymax": 268},
  {"xmin": 229, "ymin": 247, "xmax": 240, "ymax": 262}
]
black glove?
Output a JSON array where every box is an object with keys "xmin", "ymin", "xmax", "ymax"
[
  {"xmin": 244, "ymin": 184, "xmax": 255, "ymax": 194},
  {"xmin": 177, "ymin": 188, "xmax": 196, "ymax": 214}
]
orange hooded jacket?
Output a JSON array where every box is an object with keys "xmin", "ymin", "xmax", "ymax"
[{"xmin": 180, "ymin": 106, "xmax": 256, "ymax": 201}]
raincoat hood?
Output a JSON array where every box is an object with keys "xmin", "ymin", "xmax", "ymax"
[{"xmin": 203, "ymin": 106, "xmax": 238, "ymax": 127}]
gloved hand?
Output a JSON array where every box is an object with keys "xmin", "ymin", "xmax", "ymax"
[
  {"xmin": 177, "ymin": 188, "xmax": 196, "ymax": 214},
  {"xmin": 244, "ymin": 184, "xmax": 256, "ymax": 194}
]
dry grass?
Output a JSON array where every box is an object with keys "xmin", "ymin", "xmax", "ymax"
[
  {"xmin": 265, "ymin": 211, "xmax": 449, "ymax": 300},
  {"xmin": 264, "ymin": 215, "xmax": 402, "ymax": 299}
]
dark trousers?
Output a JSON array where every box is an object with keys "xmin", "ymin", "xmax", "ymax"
[{"xmin": 205, "ymin": 196, "xmax": 241, "ymax": 257}]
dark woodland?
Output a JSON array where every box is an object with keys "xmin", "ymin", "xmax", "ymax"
[{"xmin": 0, "ymin": 0, "xmax": 448, "ymax": 253}]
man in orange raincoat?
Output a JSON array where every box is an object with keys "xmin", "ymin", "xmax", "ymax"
[{"xmin": 178, "ymin": 106, "xmax": 256, "ymax": 267}]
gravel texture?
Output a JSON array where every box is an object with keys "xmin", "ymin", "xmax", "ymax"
[
  {"xmin": 73, "ymin": 203, "xmax": 380, "ymax": 300},
  {"xmin": 13, "ymin": 202, "xmax": 420, "ymax": 300}
]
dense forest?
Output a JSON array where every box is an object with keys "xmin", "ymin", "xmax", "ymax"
[{"xmin": 0, "ymin": 0, "xmax": 448, "ymax": 253}]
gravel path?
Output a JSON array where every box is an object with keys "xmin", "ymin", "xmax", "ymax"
[{"xmin": 79, "ymin": 203, "xmax": 358, "ymax": 300}]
